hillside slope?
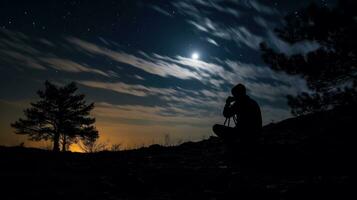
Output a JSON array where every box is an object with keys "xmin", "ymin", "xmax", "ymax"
[{"xmin": 0, "ymin": 106, "xmax": 355, "ymax": 200}]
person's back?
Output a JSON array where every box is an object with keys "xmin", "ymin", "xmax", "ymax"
[
  {"xmin": 233, "ymin": 95, "xmax": 262, "ymax": 143},
  {"xmin": 236, "ymin": 95, "xmax": 262, "ymax": 131}
]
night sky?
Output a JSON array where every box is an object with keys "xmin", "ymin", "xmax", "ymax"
[{"xmin": 0, "ymin": 0, "xmax": 334, "ymax": 150}]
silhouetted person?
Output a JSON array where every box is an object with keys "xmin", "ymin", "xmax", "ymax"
[{"xmin": 213, "ymin": 84, "xmax": 262, "ymax": 147}]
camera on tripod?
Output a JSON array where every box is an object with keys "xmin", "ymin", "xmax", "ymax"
[{"xmin": 226, "ymin": 96, "xmax": 236, "ymax": 104}]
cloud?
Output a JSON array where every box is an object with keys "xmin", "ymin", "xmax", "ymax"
[
  {"xmin": 173, "ymin": 1, "xmax": 200, "ymax": 19},
  {"xmin": 194, "ymin": 0, "xmax": 241, "ymax": 17},
  {"xmin": 67, "ymin": 37, "xmax": 202, "ymax": 80},
  {"xmin": 206, "ymin": 38, "xmax": 219, "ymax": 46},
  {"xmin": 229, "ymin": 26, "xmax": 263, "ymax": 50},
  {"xmin": 266, "ymin": 31, "xmax": 320, "ymax": 55},
  {"xmin": 79, "ymin": 81, "xmax": 177, "ymax": 97},
  {"xmin": 254, "ymin": 16, "xmax": 273, "ymax": 28},
  {"xmin": 223, "ymin": 60, "xmax": 308, "ymax": 101},
  {"xmin": 245, "ymin": 81, "xmax": 298, "ymax": 102},
  {"xmin": 172, "ymin": 0, "xmax": 241, "ymax": 19},
  {"xmin": 41, "ymin": 58, "xmax": 110, "ymax": 77},
  {"xmin": 165, "ymin": 0, "xmax": 317, "ymax": 54},
  {"xmin": 38, "ymin": 38, "xmax": 55, "ymax": 47},
  {"xmin": 0, "ymin": 29, "xmax": 110, "ymax": 77},
  {"xmin": 191, "ymin": 22, "xmax": 263, "ymax": 50},
  {"xmin": 183, "ymin": 0, "xmax": 319, "ymax": 54},
  {"xmin": 94, "ymin": 102, "xmax": 216, "ymax": 126},
  {"xmin": 168, "ymin": 1, "xmax": 267, "ymax": 50},
  {"xmin": 151, "ymin": 5, "xmax": 173, "ymax": 17},
  {"xmin": 188, "ymin": 20, "xmax": 209, "ymax": 32},
  {"xmin": 0, "ymin": 49, "xmax": 46, "ymax": 70},
  {"xmin": 133, "ymin": 75, "xmax": 145, "ymax": 80},
  {"xmin": 247, "ymin": 0, "xmax": 279, "ymax": 15},
  {"xmin": 78, "ymin": 80, "xmax": 225, "ymax": 111}
]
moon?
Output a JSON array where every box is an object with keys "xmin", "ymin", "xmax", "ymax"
[{"xmin": 191, "ymin": 52, "xmax": 199, "ymax": 60}]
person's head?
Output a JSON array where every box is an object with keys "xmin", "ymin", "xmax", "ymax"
[{"xmin": 231, "ymin": 83, "xmax": 246, "ymax": 99}]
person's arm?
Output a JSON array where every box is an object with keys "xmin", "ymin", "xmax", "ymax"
[{"xmin": 223, "ymin": 102, "xmax": 236, "ymax": 118}]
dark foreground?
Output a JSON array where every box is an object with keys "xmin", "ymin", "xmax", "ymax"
[{"xmin": 0, "ymin": 107, "xmax": 355, "ymax": 200}]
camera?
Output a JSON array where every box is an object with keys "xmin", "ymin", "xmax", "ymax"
[{"xmin": 226, "ymin": 96, "xmax": 236, "ymax": 104}]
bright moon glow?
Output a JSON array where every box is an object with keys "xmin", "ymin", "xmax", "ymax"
[{"xmin": 192, "ymin": 52, "xmax": 199, "ymax": 60}]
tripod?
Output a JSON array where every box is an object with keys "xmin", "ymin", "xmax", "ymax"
[{"xmin": 224, "ymin": 116, "xmax": 237, "ymax": 127}]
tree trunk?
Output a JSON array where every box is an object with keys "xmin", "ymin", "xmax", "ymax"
[
  {"xmin": 53, "ymin": 132, "xmax": 60, "ymax": 152},
  {"xmin": 62, "ymin": 135, "xmax": 66, "ymax": 152}
]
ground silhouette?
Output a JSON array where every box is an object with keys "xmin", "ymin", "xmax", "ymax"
[{"xmin": 0, "ymin": 105, "xmax": 354, "ymax": 200}]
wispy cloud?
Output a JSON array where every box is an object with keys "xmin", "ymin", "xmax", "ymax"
[
  {"xmin": 79, "ymin": 81, "xmax": 177, "ymax": 97},
  {"xmin": 169, "ymin": 1, "xmax": 266, "ymax": 50},
  {"xmin": 151, "ymin": 5, "xmax": 173, "ymax": 17},
  {"xmin": 206, "ymin": 38, "xmax": 219, "ymax": 46},
  {"xmin": 247, "ymin": 0, "xmax": 279, "ymax": 15},
  {"xmin": 0, "ymin": 49, "xmax": 46, "ymax": 70},
  {"xmin": 42, "ymin": 58, "xmax": 110, "ymax": 77},
  {"xmin": 67, "ymin": 37, "xmax": 202, "ymax": 80},
  {"xmin": 0, "ymin": 29, "xmax": 110, "ymax": 77},
  {"xmin": 162, "ymin": 0, "xmax": 318, "ymax": 54},
  {"xmin": 94, "ymin": 102, "xmax": 217, "ymax": 126},
  {"xmin": 266, "ymin": 31, "xmax": 320, "ymax": 55},
  {"xmin": 78, "ymin": 80, "xmax": 225, "ymax": 112}
]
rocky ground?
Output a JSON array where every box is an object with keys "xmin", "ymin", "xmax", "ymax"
[{"xmin": 0, "ymin": 106, "xmax": 355, "ymax": 199}]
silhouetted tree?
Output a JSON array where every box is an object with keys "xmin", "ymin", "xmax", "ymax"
[
  {"xmin": 11, "ymin": 81, "xmax": 98, "ymax": 152},
  {"xmin": 110, "ymin": 143, "xmax": 121, "ymax": 152},
  {"xmin": 78, "ymin": 136, "xmax": 108, "ymax": 153},
  {"xmin": 261, "ymin": 0, "xmax": 357, "ymax": 115}
]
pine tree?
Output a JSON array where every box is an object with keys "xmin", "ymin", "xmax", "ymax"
[
  {"xmin": 260, "ymin": 0, "xmax": 357, "ymax": 115},
  {"xmin": 11, "ymin": 81, "xmax": 98, "ymax": 151}
]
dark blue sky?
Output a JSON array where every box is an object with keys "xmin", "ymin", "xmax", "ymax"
[{"xmin": 0, "ymin": 0, "xmax": 335, "ymax": 149}]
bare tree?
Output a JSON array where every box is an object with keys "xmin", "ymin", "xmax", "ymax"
[
  {"xmin": 78, "ymin": 137, "xmax": 108, "ymax": 153},
  {"xmin": 110, "ymin": 143, "xmax": 121, "ymax": 152}
]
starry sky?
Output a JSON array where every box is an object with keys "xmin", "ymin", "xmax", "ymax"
[{"xmin": 0, "ymin": 0, "xmax": 334, "ymax": 150}]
